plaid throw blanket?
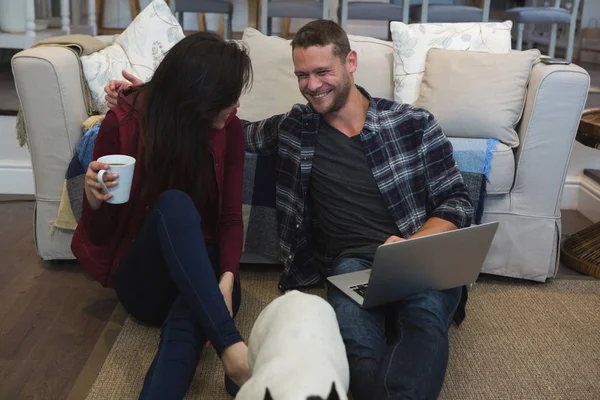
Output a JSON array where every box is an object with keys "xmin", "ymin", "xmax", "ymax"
[
  {"xmin": 50, "ymin": 116, "xmax": 104, "ymax": 233},
  {"xmin": 241, "ymin": 153, "xmax": 279, "ymax": 261},
  {"xmin": 57, "ymin": 122, "xmax": 496, "ymax": 263}
]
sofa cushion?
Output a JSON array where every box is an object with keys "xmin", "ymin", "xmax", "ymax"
[
  {"xmin": 390, "ymin": 20, "xmax": 513, "ymax": 105},
  {"xmin": 80, "ymin": 46, "xmax": 134, "ymax": 114},
  {"xmin": 237, "ymin": 27, "xmax": 394, "ymax": 122},
  {"xmin": 486, "ymin": 141, "xmax": 514, "ymax": 195},
  {"xmin": 236, "ymin": 29, "xmax": 304, "ymax": 123},
  {"xmin": 81, "ymin": 0, "xmax": 184, "ymax": 114},
  {"xmin": 415, "ymin": 48, "xmax": 540, "ymax": 148}
]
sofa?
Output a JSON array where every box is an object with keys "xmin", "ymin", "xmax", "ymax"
[{"xmin": 11, "ymin": 25, "xmax": 590, "ymax": 283}]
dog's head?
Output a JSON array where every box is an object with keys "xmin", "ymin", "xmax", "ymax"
[{"xmin": 264, "ymin": 382, "xmax": 340, "ymax": 400}]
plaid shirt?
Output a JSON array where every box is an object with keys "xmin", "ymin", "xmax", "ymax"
[{"xmin": 244, "ymin": 87, "xmax": 473, "ymax": 290}]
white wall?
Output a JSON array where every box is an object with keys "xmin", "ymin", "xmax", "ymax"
[
  {"xmin": 581, "ymin": 0, "xmax": 600, "ymax": 29},
  {"xmin": 0, "ymin": 115, "xmax": 34, "ymax": 194}
]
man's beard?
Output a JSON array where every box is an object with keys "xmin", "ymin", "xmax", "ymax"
[{"xmin": 307, "ymin": 73, "xmax": 352, "ymax": 115}]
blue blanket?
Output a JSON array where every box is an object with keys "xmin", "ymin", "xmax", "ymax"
[
  {"xmin": 448, "ymin": 137, "xmax": 499, "ymax": 225},
  {"xmin": 65, "ymin": 123, "xmax": 101, "ymax": 223}
]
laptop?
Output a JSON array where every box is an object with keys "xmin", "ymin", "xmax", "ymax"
[{"xmin": 326, "ymin": 222, "xmax": 499, "ymax": 308}]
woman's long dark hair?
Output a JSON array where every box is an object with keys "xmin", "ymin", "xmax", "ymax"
[{"xmin": 131, "ymin": 32, "xmax": 252, "ymax": 203}]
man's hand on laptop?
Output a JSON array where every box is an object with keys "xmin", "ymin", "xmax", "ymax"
[
  {"xmin": 104, "ymin": 70, "xmax": 143, "ymax": 109},
  {"xmin": 384, "ymin": 235, "xmax": 406, "ymax": 244}
]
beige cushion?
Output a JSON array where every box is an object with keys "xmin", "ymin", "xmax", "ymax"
[
  {"xmin": 487, "ymin": 141, "xmax": 515, "ymax": 195},
  {"xmin": 237, "ymin": 29, "xmax": 304, "ymax": 123},
  {"xmin": 237, "ymin": 27, "xmax": 394, "ymax": 122},
  {"xmin": 390, "ymin": 21, "xmax": 513, "ymax": 105},
  {"xmin": 415, "ymin": 48, "xmax": 540, "ymax": 148}
]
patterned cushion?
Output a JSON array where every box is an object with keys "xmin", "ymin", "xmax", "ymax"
[
  {"xmin": 80, "ymin": 0, "xmax": 184, "ymax": 114},
  {"xmin": 390, "ymin": 21, "xmax": 513, "ymax": 105}
]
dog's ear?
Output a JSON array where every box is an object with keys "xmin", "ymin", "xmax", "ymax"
[
  {"xmin": 327, "ymin": 382, "xmax": 340, "ymax": 400},
  {"xmin": 264, "ymin": 388, "xmax": 274, "ymax": 400}
]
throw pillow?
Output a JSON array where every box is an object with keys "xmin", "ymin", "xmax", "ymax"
[
  {"xmin": 237, "ymin": 29, "xmax": 305, "ymax": 123},
  {"xmin": 237, "ymin": 27, "xmax": 394, "ymax": 123},
  {"xmin": 81, "ymin": 0, "xmax": 184, "ymax": 114},
  {"xmin": 415, "ymin": 48, "xmax": 540, "ymax": 148},
  {"xmin": 390, "ymin": 21, "xmax": 513, "ymax": 105}
]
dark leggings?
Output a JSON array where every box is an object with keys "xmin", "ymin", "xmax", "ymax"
[{"xmin": 113, "ymin": 190, "xmax": 242, "ymax": 399}]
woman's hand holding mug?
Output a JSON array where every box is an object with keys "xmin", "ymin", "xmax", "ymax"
[
  {"xmin": 85, "ymin": 161, "xmax": 119, "ymax": 210},
  {"xmin": 85, "ymin": 155, "xmax": 136, "ymax": 210}
]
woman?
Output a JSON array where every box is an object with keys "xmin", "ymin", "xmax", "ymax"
[{"xmin": 71, "ymin": 32, "xmax": 253, "ymax": 399}]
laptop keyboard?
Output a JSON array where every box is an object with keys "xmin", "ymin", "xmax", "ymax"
[{"xmin": 350, "ymin": 283, "xmax": 368, "ymax": 298}]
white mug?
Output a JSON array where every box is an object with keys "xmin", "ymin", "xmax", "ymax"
[{"xmin": 97, "ymin": 155, "xmax": 136, "ymax": 204}]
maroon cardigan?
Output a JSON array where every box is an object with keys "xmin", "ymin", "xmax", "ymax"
[{"xmin": 71, "ymin": 93, "xmax": 245, "ymax": 287}]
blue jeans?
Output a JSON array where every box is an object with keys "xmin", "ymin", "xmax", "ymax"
[
  {"xmin": 113, "ymin": 190, "xmax": 243, "ymax": 400},
  {"xmin": 327, "ymin": 255, "xmax": 462, "ymax": 400}
]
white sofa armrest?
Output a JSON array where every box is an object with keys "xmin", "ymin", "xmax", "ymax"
[
  {"xmin": 12, "ymin": 46, "xmax": 90, "ymax": 200},
  {"xmin": 12, "ymin": 46, "xmax": 90, "ymax": 260},
  {"xmin": 511, "ymin": 62, "xmax": 590, "ymax": 217}
]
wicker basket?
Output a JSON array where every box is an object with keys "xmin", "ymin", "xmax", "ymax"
[{"xmin": 561, "ymin": 223, "xmax": 600, "ymax": 278}]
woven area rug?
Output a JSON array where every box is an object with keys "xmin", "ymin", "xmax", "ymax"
[{"xmin": 84, "ymin": 271, "xmax": 600, "ymax": 400}]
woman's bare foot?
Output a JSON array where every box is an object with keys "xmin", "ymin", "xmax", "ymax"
[{"xmin": 221, "ymin": 342, "xmax": 252, "ymax": 387}]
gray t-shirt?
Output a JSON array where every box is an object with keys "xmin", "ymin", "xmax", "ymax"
[{"xmin": 309, "ymin": 121, "xmax": 401, "ymax": 260}]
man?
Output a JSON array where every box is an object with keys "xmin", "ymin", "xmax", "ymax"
[
  {"xmin": 105, "ymin": 20, "xmax": 472, "ymax": 399},
  {"xmin": 244, "ymin": 21, "xmax": 473, "ymax": 400}
]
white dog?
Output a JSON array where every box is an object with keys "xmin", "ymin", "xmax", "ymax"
[{"xmin": 235, "ymin": 290, "xmax": 349, "ymax": 400}]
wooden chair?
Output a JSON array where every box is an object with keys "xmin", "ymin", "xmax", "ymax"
[
  {"xmin": 95, "ymin": 0, "xmax": 225, "ymax": 38},
  {"xmin": 175, "ymin": 0, "xmax": 233, "ymax": 38},
  {"xmin": 411, "ymin": 0, "xmax": 491, "ymax": 23},
  {"xmin": 261, "ymin": 0, "xmax": 330, "ymax": 37},
  {"xmin": 504, "ymin": 0, "xmax": 581, "ymax": 61},
  {"xmin": 338, "ymin": 0, "xmax": 408, "ymax": 33}
]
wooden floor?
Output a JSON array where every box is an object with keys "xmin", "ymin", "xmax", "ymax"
[
  {"xmin": 0, "ymin": 195, "xmax": 595, "ymax": 399},
  {"xmin": 0, "ymin": 195, "xmax": 117, "ymax": 400}
]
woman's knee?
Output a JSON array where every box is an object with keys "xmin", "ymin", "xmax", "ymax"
[
  {"xmin": 156, "ymin": 190, "xmax": 195, "ymax": 210},
  {"xmin": 153, "ymin": 190, "xmax": 200, "ymax": 225}
]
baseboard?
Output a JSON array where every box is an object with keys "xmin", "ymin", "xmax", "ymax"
[
  {"xmin": 0, "ymin": 161, "xmax": 34, "ymax": 195},
  {"xmin": 561, "ymin": 176, "xmax": 580, "ymax": 210},
  {"xmin": 562, "ymin": 175, "xmax": 600, "ymax": 223}
]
